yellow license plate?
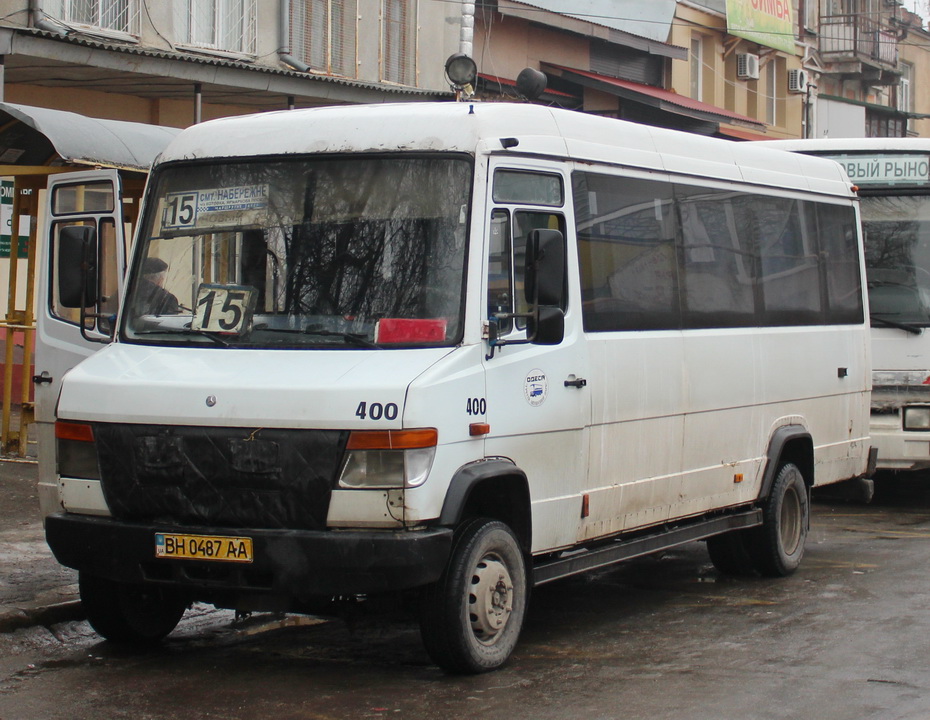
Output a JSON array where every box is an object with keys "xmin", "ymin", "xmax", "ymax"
[{"xmin": 155, "ymin": 533, "xmax": 253, "ymax": 563}]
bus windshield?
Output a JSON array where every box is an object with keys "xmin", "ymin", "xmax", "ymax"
[
  {"xmin": 123, "ymin": 155, "xmax": 472, "ymax": 348},
  {"xmin": 862, "ymin": 194, "xmax": 930, "ymax": 326}
]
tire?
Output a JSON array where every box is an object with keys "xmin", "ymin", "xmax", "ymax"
[
  {"xmin": 748, "ymin": 462, "xmax": 810, "ymax": 577},
  {"xmin": 419, "ymin": 518, "xmax": 528, "ymax": 674},
  {"xmin": 79, "ymin": 573, "xmax": 189, "ymax": 644},
  {"xmin": 706, "ymin": 530, "xmax": 757, "ymax": 576}
]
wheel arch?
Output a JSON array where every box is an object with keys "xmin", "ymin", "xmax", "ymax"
[
  {"xmin": 759, "ymin": 424, "xmax": 814, "ymax": 501},
  {"xmin": 437, "ymin": 459, "xmax": 532, "ymax": 554}
]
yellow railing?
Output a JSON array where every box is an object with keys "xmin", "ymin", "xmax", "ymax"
[{"xmin": 1, "ymin": 177, "xmax": 39, "ymax": 457}]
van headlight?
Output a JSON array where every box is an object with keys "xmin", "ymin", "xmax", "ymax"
[
  {"xmin": 338, "ymin": 428, "xmax": 438, "ymax": 489},
  {"xmin": 56, "ymin": 421, "xmax": 101, "ymax": 479},
  {"xmin": 903, "ymin": 407, "xmax": 930, "ymax": 431}
]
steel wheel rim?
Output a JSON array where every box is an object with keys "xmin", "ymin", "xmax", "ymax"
[
  {"xmin": 780, "ymin": 482, "xmax": 803, "ymax": 556},
  {"xmin": 468, "ymin": 552, "xmax": 514, "ymax": 645}
]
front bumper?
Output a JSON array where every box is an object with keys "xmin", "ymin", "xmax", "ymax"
[{"xmin": 46, "ymin": 512, "xmax": 453, "ymax": 600}]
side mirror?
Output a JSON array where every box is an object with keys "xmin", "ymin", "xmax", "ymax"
[
  {"xmin": 526, "ymin": 305, "xmax": 564, "ymax": 345},
  {"xmin": 524, "ymin": 228, "xmax": 565, "ymax": 307},
  {"xmin": 58, "ymin": 225, "xmax": 98, "ymax": 308}
]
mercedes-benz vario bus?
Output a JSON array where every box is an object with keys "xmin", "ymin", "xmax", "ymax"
[
  {"xmin": 770, "ymin": 138, "xmax": 930, "ymax": 474},
  {"xmin": 39, "ymin": 103, "xmax": 872, "ymax": 673}
]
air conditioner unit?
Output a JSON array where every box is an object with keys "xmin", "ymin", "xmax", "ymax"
[
  {"xmin": 788, "ymin": 68, "xmax": 809, "ymax": 93},
  {"xmin": 736, "ymin": 53, "xmax": 760, "ymax": 80}
]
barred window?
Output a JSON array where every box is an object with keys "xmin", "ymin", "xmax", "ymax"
[
  {"xmin": 382, "ymin": 0, "xmax": 416, "ymax": 85},
  {"xmin": 176, "ymin": 0, "xmax": 257, "ymax": 55},
  {"xmin": 290, "ymin": 0, "xmax": 358, "ymax": 77},
  {"xmin": 44, "ymin": 0, "xmax": 140, "ymax": 35}
]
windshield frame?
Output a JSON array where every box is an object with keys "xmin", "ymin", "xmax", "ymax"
[{"xmin": 120, "ymin": 151, "xmax": 475, "ymax": 350}]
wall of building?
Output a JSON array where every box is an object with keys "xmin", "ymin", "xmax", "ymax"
[
  {"xmin": 899, "ymin": 22, "xmax": 930, "ymax": 139},
  {"xmin": 472, "ymin": 11, "xmax": 590, "ymax": 85},
  {"xmin": 671, "ymin": 2, "xmax": 805, "ymax": 139}
]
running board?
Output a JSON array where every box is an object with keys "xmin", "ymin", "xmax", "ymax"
[{"xmin": 532, "ymin": 508, "xmax": 764, "ymax": 586}]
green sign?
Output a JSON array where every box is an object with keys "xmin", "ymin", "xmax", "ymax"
[
  {"xmin": 0, "ymin": 179, "xmax": 29, "ymax": 259},
  {"xmin": 727, "ymin": 0, "xmax": 796, "ymax": 54}
]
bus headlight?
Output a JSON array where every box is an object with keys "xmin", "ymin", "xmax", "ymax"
[
  {"xmin": 903, "ymin": 407, "xmax": 930, "ymax": 431},
  {"xmin": 338, "ymin": 428, "xmax": 438, "ymax": 489}
]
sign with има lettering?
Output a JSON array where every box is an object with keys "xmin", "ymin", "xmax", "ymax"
[
  {"xmin": 727, "ymin": 0, "xmax": 795, "ymax": 54},
  {"xmin": 0, "ymin": 179, "xmax": 30, "ymax": 259}
]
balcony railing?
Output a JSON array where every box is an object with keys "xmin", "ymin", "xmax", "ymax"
[{"xmin": 820, "ymin": 12, "xmax": 898, "ymax": 68}]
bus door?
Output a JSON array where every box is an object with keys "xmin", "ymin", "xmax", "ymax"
[
  {"xmin": 482, "ymin": 163, "xmax": 590, "ymax": 553},
  {"xmin": 34, "ymin": 169, "xmax": 127, "ymax": 428}
]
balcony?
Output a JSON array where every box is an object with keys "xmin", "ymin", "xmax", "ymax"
[{"xmin": 820, "ymin": 12, "xmax": 900, "ymax": 82}]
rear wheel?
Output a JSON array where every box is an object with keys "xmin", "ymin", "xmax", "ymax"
[
  {"xmin": 419, "ymin": 518, "xmax": 528, "ymax": 674},
  {"xmin": 79, "ymin": 573, "xmax": 189, "ymax": 644},
  {"xmin": 748, "ymin": 461, "xmax": 809, "ymax": 577}
]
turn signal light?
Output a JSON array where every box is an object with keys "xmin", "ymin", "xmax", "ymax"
[{"xmin": 55, "ymin": 421, "xmax": 95, "ymax": 442}]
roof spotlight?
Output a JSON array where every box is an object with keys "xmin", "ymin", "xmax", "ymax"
[{"xmin": 445, "ymin": 53, "xmax": 477, "ymax": 99}]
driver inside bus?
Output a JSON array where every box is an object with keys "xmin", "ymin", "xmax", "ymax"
[{"xmin": 138, "ymin": 257, "xmax": 180, "ymax": 315}]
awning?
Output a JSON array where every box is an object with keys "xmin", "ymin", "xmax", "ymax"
[
  {"xmin": 0, "ymin": 102, "xmax": 181, "ymax": 171},
  {"xmin": 498, "ymin": 0, "xmax": 686, "ymax": 59},
  {"xmin": 545, "ymin": 65, "xmax": 767, "ymax": 132},
  {"xmin": 819, "ymin": 94, "xmax": 930, "ymax": 120}
]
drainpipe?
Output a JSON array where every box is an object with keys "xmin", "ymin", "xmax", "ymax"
[
  {"xmin": 278, "ymin": 0, "xmax": 309, "ymax": 72},
  {"xmin": 460, "ymin": 2, "xmax": 475, "ymax": 57},
  {"xmin": 28, "ymin": 0, "xmax": 65, "ymax": 33}
]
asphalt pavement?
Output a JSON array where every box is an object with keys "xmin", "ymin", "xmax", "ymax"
[{"xmin": 0, "ymin": 457, "xmax": 84, "ymax": 633}]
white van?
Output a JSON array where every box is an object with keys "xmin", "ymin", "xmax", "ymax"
[
  {"xmin": 767, "ymin": 138, "xmax": 930, "ymax": 474},
  {"xmin": 39, "ymin": 102, "xmax": 873, "ymax": 673}
]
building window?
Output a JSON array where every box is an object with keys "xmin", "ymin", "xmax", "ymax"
[
  {"xmin": 802, "ymin": 0, "xmax": 818, "ymax": 33},
  {"xmin": 898, "ymin": 62, "xmax": 914, "ymax": 134},
  {"xmin": 764, "ymin": 56, "xmax": 787, "ymax": 128},
  {"xmin": 690, "ymin": 36, "xmax": 703, "ymax": 100},
  {"xmin": 866, "ymin": 111, "xmax": 906, "ymax": 138},
  {"xmin": 176, "ymin": 0, "xmax": 257, "ymax": 55},
  {"xmin": 44, "ymin": 0, "xmax": 140, "ymax": 35},
  {"xmin": 382, "ymin": 0, "xmax": 416, "ymax": 85},
  {"xmin": 291, "ymin": 0, "xmax": 358, "ymax": 77}
]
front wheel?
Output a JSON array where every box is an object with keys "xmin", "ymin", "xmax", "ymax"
[
  {"xmin": 79, "ymin": 573, "xmax": 189, "ymax": 644},
  {"xmin": 419, "ymin": 518, "xmax": 528, "ymax": 674},
  {"xmin": 749, "ymin": 461, "xmax": 810, "ymax": 577}
]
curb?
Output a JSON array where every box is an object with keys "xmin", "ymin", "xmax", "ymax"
[{"xmin": 0, "ymin": 599, "xmax": 85, "ymax": 634}]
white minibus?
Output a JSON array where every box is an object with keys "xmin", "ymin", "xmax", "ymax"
[
  {"xmin": 40, "ymin": 103, "xmax": 872, "ymax": 673},
  {"xmin": 770, "ymin": 138, "xmax": 930, "ymax": 473}
]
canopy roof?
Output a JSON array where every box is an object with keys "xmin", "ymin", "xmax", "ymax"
[{"xmin": 0, "ymin": 102, "xmax": 180, "ymax": 172}]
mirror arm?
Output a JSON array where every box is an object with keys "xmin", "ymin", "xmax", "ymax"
[{"xmin": 484, "ymin": 310, "xmax": 539, "ymax": 361}]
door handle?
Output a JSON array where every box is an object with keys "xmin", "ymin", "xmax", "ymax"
[
  {"xmin": 32, "ymin": 371, "xmax": 53, "ymax": 385},
  {"xmin": 564, "ymin": 376, "xmax": 587, "ymax": 389}
]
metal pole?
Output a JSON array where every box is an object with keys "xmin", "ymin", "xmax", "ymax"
[
  {"xmin": 2, "ymin": 182, "xmax": 22, "ymax": 453},
  {"xmin": 194, "ymin": 83, "xmax": 202, "ymax": 124},
  {"xmin": 18, "ymin": 183, "xmax": 38, "ymax": 456}
]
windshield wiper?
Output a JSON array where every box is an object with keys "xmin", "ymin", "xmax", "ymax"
[
  {"xmin": 133, "ymin": 328, "xmax": 231, "ymax": 346},
  {"xmin": 870, "ymin": 315, "xmax": 924, "ymax": 335},
  {"xmin": 252, "ymin": 325, "xmax": 380, "ymax": 348}
]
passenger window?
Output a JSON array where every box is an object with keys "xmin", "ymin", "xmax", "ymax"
[
  {"xmin": 52, "ymin": 181, "xmax": 115, "ymax": 214},
  {"xmin": 51, "ymin": 218, "xmax": 119, "ymax": 333},
  {"xmin": 493, "ymin": 170, "xmax": 563, "ymax": 206},
  {"xmin": 488, "ymin": 210, "xmax": 513, "ymax": 332},
  {"xmin": 487, "ymin": 209, "xmax": 565, "ymax": 334},
  {"xmin": 573, "ymin": 172, "xmax": 678, "ymax": 331}
]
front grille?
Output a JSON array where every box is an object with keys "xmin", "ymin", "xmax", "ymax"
[{"xmin": 93, "ymin": 424, "xmax": 349, "ymax": 530}]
